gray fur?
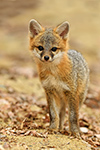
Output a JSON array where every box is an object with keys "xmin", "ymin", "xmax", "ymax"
[
  {"xmin": 67, "ymin": 49, "xmax": 89, "ymax": 104},
  {"xmin": 40, "ymin": 29, "xmax": 56, "ymax": 51}
]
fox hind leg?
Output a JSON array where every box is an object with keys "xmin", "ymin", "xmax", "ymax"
[{"xmin": 59, "ymin": 104, "xmax": 66, "ymax": 130}]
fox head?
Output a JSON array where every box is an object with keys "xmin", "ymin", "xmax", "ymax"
[{"xmin": 28, "ymin": 19, "xmax": 69, "ymax": 62}]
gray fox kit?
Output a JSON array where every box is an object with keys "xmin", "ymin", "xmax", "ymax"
[{"xmin": 28, "ymin": 19, "xmax": 89, "ymax": 137}]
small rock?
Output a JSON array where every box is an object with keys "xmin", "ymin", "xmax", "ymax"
[
  {"xmin": 0, "ymin": 134, "xmax": 7, "ymax": 138},
  {"xmin": 80, "ymin": 127, "xmax": 88, "ymax": 133},
  {"xmin": 95, "ymin": 134, "xmax": 100, "ymax": 139}
]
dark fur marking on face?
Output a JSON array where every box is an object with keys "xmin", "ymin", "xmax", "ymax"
[
  {"xmin": 50, "ymin": 52, "xmax": 54, "ymax": 58},
  {"xmin": 40, "ymin": 51, "xmax": 45, "ymax": 58}
]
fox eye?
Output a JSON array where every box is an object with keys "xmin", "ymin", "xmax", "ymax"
[
  {"xmin": 38, "ymin": 46, "xmax": 44, "ymax": 51},
  {"xmin": 51, "ymin": 47, "xmax": 57, "ymax": 52}
]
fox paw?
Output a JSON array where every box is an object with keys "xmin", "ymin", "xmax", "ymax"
[
  {"xmin": 69, "ymin": 131, "xmax": 81, "ymax": 139},
  {"xmin": 47, "ymin": 128, "xmax": 60, "ymax": 134}
]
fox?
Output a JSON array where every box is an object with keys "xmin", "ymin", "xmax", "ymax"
[{"xmin": 28, "ymin": 19, "xmax": 89, "ymax": 138}]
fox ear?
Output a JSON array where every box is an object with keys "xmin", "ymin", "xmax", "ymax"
[
  {"xmin": 55, "ymin": 21, "xmax": 69, "ymax": 40},
  {"xmin": 29, "ymin": 19, "xmax": 43, "ymax": 38}
]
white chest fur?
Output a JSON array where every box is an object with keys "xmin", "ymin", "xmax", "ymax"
[{"xmin": 41, "ymin": 74, "xmax": 70, "ymax": 91}]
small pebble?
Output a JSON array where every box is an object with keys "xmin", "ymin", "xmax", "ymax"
[
  {"xmin": 0, "ymin": 134, "xmax": 7, "ymax": 138},
  {"xmin": 80, "ymin": 127, "xmax": 88, "ymax": 133}
]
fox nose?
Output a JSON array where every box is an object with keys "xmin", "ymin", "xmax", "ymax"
[{"xmin": 44, "ymin": 55, "xmax": 49, "ymax": 61}]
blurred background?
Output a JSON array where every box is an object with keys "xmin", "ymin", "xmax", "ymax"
[{"xmin": 0, "ymin": 0, "xmax": 100, "ymax": 94}]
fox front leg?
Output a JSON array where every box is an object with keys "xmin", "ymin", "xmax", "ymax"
[{"xmin": 45, "ymin": 90, "xmax": 60, "ymax": 131}]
